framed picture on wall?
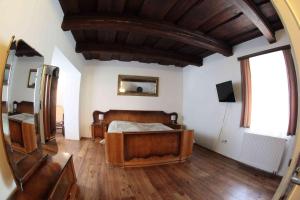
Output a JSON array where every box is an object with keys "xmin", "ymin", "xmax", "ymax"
[
  {"xmin": 117, "ymin": 75, "xmax": 159, "ymax": 97},
  {"xmin": 27, "ymin": 69, "xmax": 37, "ymax": 88},
  {"xmin": 3, "ymin": 64, "xmax": 11, "ymax": 85}
]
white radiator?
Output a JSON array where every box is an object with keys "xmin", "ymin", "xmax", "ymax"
[{"xmin": 239, "ymin": 132, "xmax": 286, "ymax": 174}]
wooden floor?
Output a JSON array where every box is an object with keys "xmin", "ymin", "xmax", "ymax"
[{"xmin": 56, "ymin": 135, "xmax": 281, "ymax": 200}]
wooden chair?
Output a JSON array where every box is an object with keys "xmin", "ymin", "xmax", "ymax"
[{"xmin": 56, "ymin": 105, "xmax": 65, "ymax": 136}]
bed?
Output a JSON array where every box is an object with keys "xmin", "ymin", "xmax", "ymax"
[{"xmin": 93, "ymin": 110, "xmax": 194, "ymax": 167}]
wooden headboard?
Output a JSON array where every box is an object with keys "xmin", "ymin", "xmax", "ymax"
[
  {"xmin": 14, "ymin": 101, "xmax": 34, "ymax": 114},
  {"xmin": 93, "ymin": 110, "xmax": 178, "ymax": 125}
]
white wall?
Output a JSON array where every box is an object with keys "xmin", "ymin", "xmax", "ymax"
[
  {"xmin": 8, "ymin": 56, "xmax": 43, "ymax": 111},
  {"xmin": 80, "ymin": 61, "xmax": 183, "ymax": 138},
  {"xmin": 51, "ymin": 47, "xmax": 81, "ymax": 140},
  {"xmin": 183, "ymin": 30, "xmax": 295, "ymax": 175},
  {"xmin": 0, "ymin": 0, "xmax": 86, "ymax": 198},
  {"xmin": 2, "ymin": 50, "xmax": 16, "ymax": 102}
]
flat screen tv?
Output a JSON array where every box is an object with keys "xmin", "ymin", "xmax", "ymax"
[{"xmin": 216, "ymin": 81, "xmax": 236, "ymax": 102}]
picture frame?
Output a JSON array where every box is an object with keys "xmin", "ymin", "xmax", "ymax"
[
  {"xmin": 117, "ymin": 75, "xmax": 159, "ymax": 97},
  {"xmin": 27, "ymin": 69, "xmax": 37, "ymax": 88}
]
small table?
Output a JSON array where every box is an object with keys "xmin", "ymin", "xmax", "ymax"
[{"xmin": 91, "ymin": 121, "xmax": 104, "ymax": 140}]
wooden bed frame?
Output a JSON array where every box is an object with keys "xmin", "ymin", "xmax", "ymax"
[{"xmin": 93, "ymin": 110, "xmax": 194, "ymax": 167}]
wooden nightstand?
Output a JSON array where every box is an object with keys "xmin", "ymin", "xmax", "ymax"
[{"xmin": 91, "ymin": 122, "xmax": 104, "ymax": 140}]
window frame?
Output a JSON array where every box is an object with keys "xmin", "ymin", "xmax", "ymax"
[{"xmin": 239, "ymin": 45, "xmax": 298, "ymax": 136}]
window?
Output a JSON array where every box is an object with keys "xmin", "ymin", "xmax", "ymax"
[
  {"xmin": 240, "ymin": 46, "xmax": 298, "ymax": 138},
  {"xmin": 249, "ymin": 51, "xmax": 289, "ymax": 138}
]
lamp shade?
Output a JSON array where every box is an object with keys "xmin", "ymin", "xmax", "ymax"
[{"xmin": 171, "ymin": 115, "xmax": 176, "ymax": 121}]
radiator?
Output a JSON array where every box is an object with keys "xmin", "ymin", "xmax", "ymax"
[{"xmin": 239, "ymin": 132, "xmax": 286, "ymax": 174}]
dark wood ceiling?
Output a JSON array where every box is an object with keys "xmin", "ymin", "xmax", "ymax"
[{"xmin": 58, "ymin": 0, "xmax": 283, "ymax": 67}]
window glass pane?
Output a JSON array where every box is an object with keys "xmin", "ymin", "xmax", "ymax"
[{"xmin": 249, "ymin": 51, "xmax": 289, "ymax": 138}]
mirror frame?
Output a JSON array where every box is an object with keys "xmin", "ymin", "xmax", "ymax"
[
  {"xmin": 117, "ymin": 74, "xmax": 159, "ymax": 97},
  {"xmin": 0, "ymin": 36, "xmax": 18, "ymax": 186},
  {"xmin": 0, "ymin": 37, "xmax": 53, "ymax": 190}
]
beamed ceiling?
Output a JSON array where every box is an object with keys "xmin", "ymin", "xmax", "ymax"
[{"xmin": 59, "ymin": 0, "xmax": 283, "ymax": 67}]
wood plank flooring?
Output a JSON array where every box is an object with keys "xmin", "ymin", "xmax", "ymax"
[{"xmin": 56, "ymin": 135, "xmax": 281, "ymax": 200}]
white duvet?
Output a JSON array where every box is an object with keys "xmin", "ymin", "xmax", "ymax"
[
  {"xmin": 107, "ymin": 120, "xmax": 173, "ymax": 133},
  {"xmin": 8, "ymin": 113, "xmax": 34, "ymax": 124}
]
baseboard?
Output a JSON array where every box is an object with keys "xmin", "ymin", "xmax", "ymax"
[{"xmin": 80, "ymin": 136, "xmax": 92, "ymax": 140}]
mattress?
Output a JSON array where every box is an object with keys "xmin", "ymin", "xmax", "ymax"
[
  {"xmin": 8, "ymin": 113, "xmax": 34, "ymax": 124},
  {"xmin": 107, "ymin": 120, "xmax": 173, "ymax": 133}
]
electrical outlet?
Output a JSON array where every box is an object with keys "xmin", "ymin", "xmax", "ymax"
[{"xmin": 221, "ymin": 139, "xmax": 228, "ymax": 143}]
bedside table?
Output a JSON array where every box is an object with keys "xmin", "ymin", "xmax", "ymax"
[{"xmin": 91, "ymin": 121, "xmax": 104, "ymax": 140}]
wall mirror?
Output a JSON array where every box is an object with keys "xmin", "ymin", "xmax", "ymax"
[
  {"xmin": 1, "ymin": 38, "xmax": 59, "ymax": 190},
  {"xmin": 118, "ymin": 75, "xmax": 159, "ymax": 97}
]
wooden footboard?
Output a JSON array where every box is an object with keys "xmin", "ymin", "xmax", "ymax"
[{"xmin": 105, "ymin": 130, "xmax": 194, "ymax": 167}]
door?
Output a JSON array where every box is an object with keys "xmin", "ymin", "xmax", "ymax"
[
  {"xmin": 279, "ymin": 155, "xmax": 300, "ymax": 199},
  {"xmin": 271, "ymin": 0, "xmax": 300, "ymax": 199}
]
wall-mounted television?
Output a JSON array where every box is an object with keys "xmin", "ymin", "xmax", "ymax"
[{"xmin": 216, "ymin": 81, "xmax": 236, "ymax": 102}]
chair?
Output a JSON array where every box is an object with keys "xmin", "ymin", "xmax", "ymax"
[{"xmin": 56, "ymin": 105, "xmax": 65, "ymax": 136}]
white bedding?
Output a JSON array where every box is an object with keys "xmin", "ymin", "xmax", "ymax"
[
  {"xmin": 107, "ymin": 120, "xmax": 173, "ymax": 133},
  {"xmin": 8, "ymin": 113, "xmax": 34, "ymax": 124}
]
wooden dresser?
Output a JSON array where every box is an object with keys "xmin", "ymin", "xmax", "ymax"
[{"xmin": 9, "ymin": 153, "xmax": 79, "ymax": 200}]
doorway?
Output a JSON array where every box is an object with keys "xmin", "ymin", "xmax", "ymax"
[{"xmin": 51, "ymin": 47, "xmax": 81, "ymax": 140}]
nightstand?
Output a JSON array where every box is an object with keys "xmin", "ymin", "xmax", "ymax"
[{"xmin": 91, "ymin": 121, "xmax": 104, "ymax": 140}]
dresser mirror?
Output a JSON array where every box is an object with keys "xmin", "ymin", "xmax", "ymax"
[
  {"xmin": 118, "ymin": 75, "xmax": 159, "ymax": 97},
  {"xmin": 1, "ymin": 38, "xmax": 59, "ymax": 190}
]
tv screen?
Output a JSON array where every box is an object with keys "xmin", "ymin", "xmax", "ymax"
[{"xmin": 216, "ymin": 81, "xmax": 236, "ymax": 102}]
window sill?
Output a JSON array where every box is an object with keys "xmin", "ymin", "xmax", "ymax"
[{"xmin": 243, "ymin": 128, "xmax": 289, "ymax": 140}]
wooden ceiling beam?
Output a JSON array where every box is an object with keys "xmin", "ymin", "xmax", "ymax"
[
  {"xmin": 76, "ymin": 43, "xmax": 203, "ymax": 67},
  {"xmin": 228, "ymin": 0, "xmax": 276, "ymax": 43},
  {"xmin": 62, "ymin": 15, "xmax": 233, "ymax": 56}
]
